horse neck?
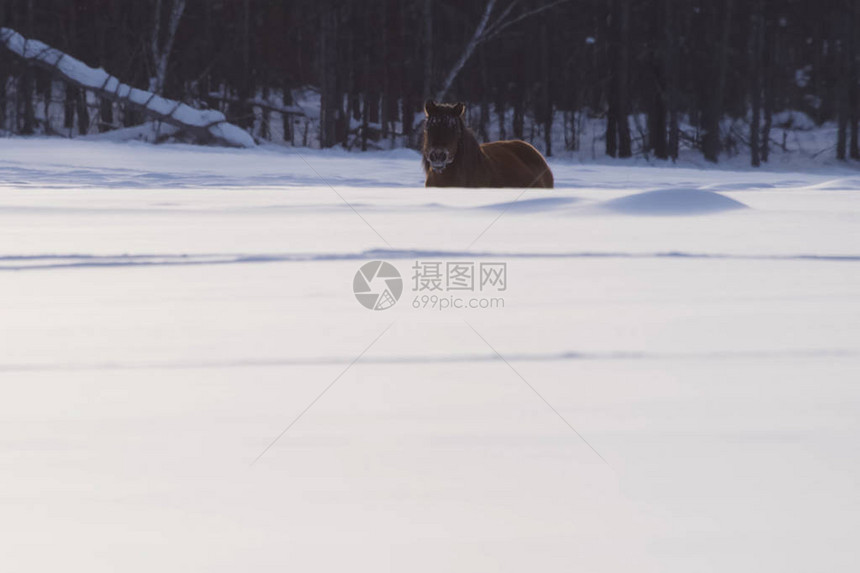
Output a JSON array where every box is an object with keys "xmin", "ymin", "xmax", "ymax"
[{"xmin": 448, "ymin": 128, "xmax": 486, "ymax": 182}]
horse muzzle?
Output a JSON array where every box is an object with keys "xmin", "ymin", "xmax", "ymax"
[{"xmin": 427, "ymin": 149, "xmax": 452, "ymax": 173}]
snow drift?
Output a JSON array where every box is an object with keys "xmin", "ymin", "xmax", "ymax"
[{"xmin": 600, "ymin": 188, "xmax": 748, "ymax": 215}]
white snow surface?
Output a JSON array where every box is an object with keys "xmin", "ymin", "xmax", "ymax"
[{"xmin": 1, "ymin": 138, "xmax": 859, "ymax": 572}]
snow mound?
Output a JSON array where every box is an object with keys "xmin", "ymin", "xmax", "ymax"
[
  {"xmin": 600, "ymin": 188, "xmax": 748, "ymax": 215},
  {"xmin": 479, "ymin": 196, "xmax": 579, "ymax": 213}
]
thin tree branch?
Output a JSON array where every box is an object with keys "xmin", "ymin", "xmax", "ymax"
[
  {"xmin": 484, "ymin": 0, "xmax": 571, "ymax": 42},
  {"xmin": 435, "ymin": 0, "xmax": 498, "ymax": 101},
  {"xmin": 435, "ymin": 0, "xmax": 570, "ymax": 102}
]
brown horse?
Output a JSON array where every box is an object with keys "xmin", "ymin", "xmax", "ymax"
[{"xmin": 422, "ymin": 100, "xmax": 553, "ymax": 188}]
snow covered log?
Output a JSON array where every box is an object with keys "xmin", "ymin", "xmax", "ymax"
[{"xmin": 0, "ymin": 27, "xmax": 255, "ymax": 148}]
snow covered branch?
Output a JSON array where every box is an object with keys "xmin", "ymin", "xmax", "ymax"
[{"xmin": 0, "ymin": 26, "xmax": 255, "ymax": 148}]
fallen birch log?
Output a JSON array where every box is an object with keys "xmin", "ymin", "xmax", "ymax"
[{"xmin": 0, "ymin": 27, "xmax": 255, "ymax": 148}]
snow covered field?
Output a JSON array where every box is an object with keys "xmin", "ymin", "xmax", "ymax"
[{"xmin": 1, "ymin": 138, "xmax": 859, "ymax": 572}]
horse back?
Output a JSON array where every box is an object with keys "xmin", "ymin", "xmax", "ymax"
[{"xmin": 480, "ymin": 140, "xmax": 554, "ymax": 188}]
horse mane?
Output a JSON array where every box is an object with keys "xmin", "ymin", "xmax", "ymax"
[{"xmin": 456, "ymin": 125, "xmax": 484, "ymax": 173}]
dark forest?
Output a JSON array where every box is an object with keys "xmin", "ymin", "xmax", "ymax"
[{"xmin": 1, "ymin": 0, "xmax": 858, "ymax": 164}]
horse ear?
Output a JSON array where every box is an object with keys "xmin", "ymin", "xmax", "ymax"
[
  {"xmin": 424, "ymin": 99, "xmax": 437, "ymax": 116},
  {"xmin": 454, "ymin": 102, "xmax": 466, "ymax": 117}
]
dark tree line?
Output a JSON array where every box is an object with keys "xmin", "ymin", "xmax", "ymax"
[{"xmin": 1, "ymin": 0, "xmax": 859, "ymax": 164}]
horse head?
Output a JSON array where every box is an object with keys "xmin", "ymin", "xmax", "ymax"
[{"xmin": 423, "ymin": 100, "xmax": 466, "ymax": 173}]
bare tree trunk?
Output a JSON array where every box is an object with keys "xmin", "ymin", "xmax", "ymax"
[
  {"xmin": 345, "ymin": 6, "xmax": 359, "ymax": 124},
  {"xmin": 319, "ymin": 6, "xmax": 339, "ymax": 148},
  {"xmin": 361, "ymin": 0, "xmax": 376, "ymax": 150},
  {"xmin": 150, "ymin": 0, "xmax": 162, "ymax": 90},
  {"xmin": 99, "ymin": 97, "xmax": 114, "ymax": 132},
  {"xmin": 666, "ymin": 0, "xmax": 679, "ymax": 160},
  {"xmin": 148, "ymin": 0, "xmax": 185, "ymax": 140},
  {"xmin": 381, "ymin": 1, "xmax": 392, "ymax": 139},
  {"xmin": 423, "ymin": 0, "xmax": 433, "ymax": 98},
  {"xmin": 649, "ymin": 0, "xmax": 668, "ymax": 160},
  {"xmin": 62, "ymin": 0, "xmax": 76, "ymax": 133},
  {"xmin": 606, "ymin": 113, "xmax": 618, "ymax": 158},
  {"xmin": 20, "ymin": 0, "xmax": 35, "ymax": 135},
  {"xmin": 150, "ymin": 0, "xmax": 186, "ymax": 96},
  {"xmin": 838, "ymin": 93, "xmax": 848, "ymax": 160},
  {"xmin": 361, "ymin": 21, "xmax": 370, "ymax": 153},
  {"xmin": 616, "ymin": 0, "xmax": 631, "ymax": 158},
  {"xmin": 850, "ymin": 0, "xmax": 860, "ymax": 159},
  {"xmin": 750, "ymin": 0, "xmax": 763, "ymax": 167},
  {"xmin": 0, "ymin": 70, "xmax": 5, "ymax": 133},
  {"xmin": 400, "ymin": 0, "xmax": 415, "ymax": 144},
  {"xmin": 39, "ymin": 76, "xmax": 52, "ymax": 134},
  {"xmin": 512, "ymin": 75, "xmax": 524, "ymax": 140},
  {"xmin": 95, "ymin": 0, "xmax": 112, "ymax": 133},
  {"xmin": 811, "ymin": 18, "xmax": 825, "ymax": 123},
  {"xmin": 761, "ymin": 6, "xmax": 774, "ymax": 163},
  {"xmin": 496, "ymin": 95, "xmax": 506, "ymax": 140},
  {"xmin": 232, "ymin": 0, "xmax": 255, "ymax": 131},
  {"xmin": 837, "ymin": 6, "xmax": 849, "ymax": 160},
  {"xmin": 702, "ymin": 0, "xmax": 733, "ymax": 163},
  {"xmin": 513, "ymin": 98, "xmax": 524, "ymax": 140},
  {"xmin": 63, "ymin": 84, "xmax": 74, "ymax": 131},
  {"xmin": 259, "ymin": 85, "xmax": 270, "ymax": 140},
  {"xmin": 605, "ymin": 0, "xmax": 616, "ymax": 158},
  {"xmin": 606, "ymin": 0, "xmax": 622, "ymax": 157},
  {"xmin": 75, "ymin": 87, "xmax": 89, "ymax": 135},
  {"xmin": 479, "ymin": 47, "xmax": 490, "ymax": 141},
  {"xmin": 402, "ymin": 97, "xmax": 413, "ymax": 142},
  {"xmin": 282, "ymin": 88, "xmax": 294, "ymax": 145},
  {"xmin": 0, "ymin": 0, "xmax": 9, "ymax": 132},
  {"xmin": 540, "ymin": 16, "xmax": 552, "ymax": 156},
  {"xmin": 564, "ymin": 44, "xmax": 579, "ymax": 152}
]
